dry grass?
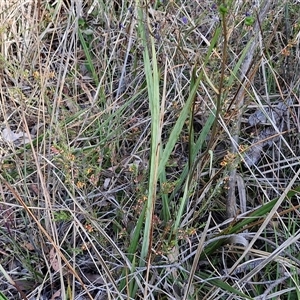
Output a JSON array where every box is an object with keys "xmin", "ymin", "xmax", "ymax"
[{"xmin": 0, "ymin": 0, "xmax": 300, "ymax": 299}]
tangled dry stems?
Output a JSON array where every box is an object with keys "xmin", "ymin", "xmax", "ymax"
[{"xmin": 0, "ymin": 0, "xmax": 300, "ymax": 299}]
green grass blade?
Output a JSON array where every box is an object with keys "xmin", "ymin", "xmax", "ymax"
[
  {"xmin": 0, "ymin": 292, "xmax": 8, "ymax": 300},
  {"xmin": 199, "ymin": 271, "xmax": 253, "ymax": 299},
  {"xmin": 157, "ymin": 72, "xmax": 201, "ymax": 178},
  {"xmin": 78, "ymin": 28, "xmax": 99, "ymax": 85},
  {"xmin": 202, "ymin": 197, "xmax": 280, "ymax": 258},
  {"xmin": 136, "ymin": 7, "xmax": 161, "ymax": 269}
]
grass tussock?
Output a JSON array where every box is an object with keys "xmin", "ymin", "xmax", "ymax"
[{"xmin": 0, "ymin": 0, "xmax": 300, "ymax": 299}]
